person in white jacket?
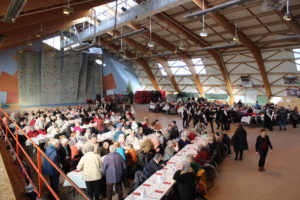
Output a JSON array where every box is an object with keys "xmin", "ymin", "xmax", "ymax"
[{"xmin": 77, "ymin": 145, "xmax": 103, "ymax": 200}]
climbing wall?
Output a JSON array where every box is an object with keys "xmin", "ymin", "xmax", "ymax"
[
  {"xmin": 18, "ymin": 52, "xmax": 40, "ymax": 105},
  {"xmin": 17, "ymin": 51, "xmax": 103, "ymax": 106}
]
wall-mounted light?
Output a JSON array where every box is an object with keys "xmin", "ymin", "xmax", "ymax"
[{"xmin": 95, "ymin": 59, "xmax": 102, "ymax": 65}]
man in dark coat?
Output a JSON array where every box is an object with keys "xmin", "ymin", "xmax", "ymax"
[
  {"xmin": 143, "ymin": 153, "xmax": 164, "ymax": 177},
  {"xmin": 103, "ymin": 145, "xmax": 126, "ymax": 200},
  {"xmin": 277, "ymin": 106, "xmax": 287, "ymax": 131},
  {"xmin": 42, "ymin": 139, "xmax": 61, "ymax": 198},
  {"xmin": 231, "ymin": 124, "xmax": 248, "ymax": 161}
]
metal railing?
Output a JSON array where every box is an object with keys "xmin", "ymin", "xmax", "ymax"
[{"xmin": 0, "ymin": 108, "xmax": 90, "ymax": 200}]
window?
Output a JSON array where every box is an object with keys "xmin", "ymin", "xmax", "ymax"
[
  {"xmin": 168, "ymin": 60, "xmax": 192, "ymax": 76},
  {"xmin": 192, "ymin": 58, "xmax": 207, "ymax": 74},
  {"xmin": 43, "ymin": 35, "xmax": 75, "ymax": 51},
  {"xmin": 157, "ymin": 63, "xmax": 168, "ymax": 76},
  {"xmin": 293, "ymin": 48, "xmax": 300, "ymax": 71},
  {"xmin": 94, "ymin": 0, "xmax": 138, "ymax": 22}
]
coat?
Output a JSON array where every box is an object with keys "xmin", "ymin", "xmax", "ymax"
[
  {"xmin": 77, "ymin": 152, "xmax": 103, "ymax": 181},
  {"xmin": 103, "ymin": 152, "xmax": 126, "ymax": 183},
  {"xmin": 231, "ymin": 127, "xmax": 248, "ymax": 151},
  {"xmin": 42, "ymin": 145, "xmax": 60, "ymax": 176},
  {"xmin": 255, "ymin": 135, "xmax": 273, "ymax": 152},
  {"xmin": 173, "ymin": 170, "xmax": 196, "ymax": 200}
]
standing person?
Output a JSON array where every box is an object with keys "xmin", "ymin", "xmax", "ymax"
[
  {"xmin": 264, "ymin": 107, "xmax": 274, "ymax": 131},
  {"xmin": 182, "ymin": 106, "xmax": 189, "ymax": 128},
  {"xmin": 77, "ymin": 146, "xmax": 103, "ymax": 200},
  {"xmin": 291, "ymin": 106, "xmax": 298, "ymax": 128},
  {"xmin": 103, "ymin": 145, "xmax": 126, "ymax": 200},
  {"xmin": 42, "ymin": 139, "xmax": 61, "ymax": 198},
  {"xmin": 215, "ymin": 106, "xmax": 221, "ymax": 129},
  {"xmin": 255, "ymin": 129, "xmax": 273, "ymax": 172},
  {"xmin": 231, "ymin": 124, "xmax": 248, "ymax": 161},
  {"xmin": 58, "ymin": 138, "xmax": 71, "ymax": 173},
  {"xmin": 173, "ymin": 161, "xmax": 196, "ymax": 200},
  {"xmin": 205, "ymin": 106, "xmax": 215, "ymax": 133},
  {"xmin": 221, "ymin": 106, "xmax": 230, "ymax": 131},
  {"xmin": 277, "ymin": 106, "xmax": 287, "ymax": 131}
]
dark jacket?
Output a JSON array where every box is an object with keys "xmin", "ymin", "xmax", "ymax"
[
  {"xmin": 103, "ymin": 152, "xmax": 126, "ymax": 183},
  {"xmin": 42, "ymin": 145, "xmax": 60, "ymax": 176},
  {"xmin": 255, "ymin": 135, "xmax": 273, "ymax": 152},
  {"xmin": 277, "ymin": 108, "xmax": 287, "ymax": 121},
  {"xmin": 178, "ymin": 139, "xmax": 191, "ymax": 150},
  {"xmin": 231, "ymin": 127, "xmax": 248, "ymax": 151},
  {"xmin": 143, "ymin": 158, "xmax": 163, "ymax": 177},
  {"xmin": 173, "ymin": 170, "xmax": 196, "ymax": 200}
]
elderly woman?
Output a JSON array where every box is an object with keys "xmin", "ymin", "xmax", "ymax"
[
  {"xmin": 178, "ymin": 133, "xmax": 191, "ymax": 150},
  {"xmin": 58, "ymin": 138, "xmax": 71, "ymax": 173},
  {"xmin": 126, "ymin": 130, "xmax": 139, "ymax": 146},
  {"xmin": 173, "ymin": 161, "xmax": 196, "ymax": 200},
  {"xmin": 163, "ymin": 140, "xmax": 177, "ymax": 161}
]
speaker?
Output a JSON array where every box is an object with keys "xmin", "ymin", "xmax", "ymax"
[
  {"xmin": 96, "ymin": 94, "xmax": 101, "ymax": 101},
  {"xmin": 241, "ymin": 76, "xmax": 249, "ymax": 82}
]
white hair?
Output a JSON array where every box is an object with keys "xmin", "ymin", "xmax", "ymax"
[
  {"xmin": 51, "ymin": 138, "xmax": 60, "ymax": 145},
  {"xmin": 60, "ymin": 138, "xmax": 69, "ymax": 144}
]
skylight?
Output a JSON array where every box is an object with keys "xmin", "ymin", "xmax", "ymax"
[
  {"xmin": 157, "ymin": 63, "xmax": 168, "ymax": 76},
  {"xmin": 94, "ymin": 0, "xmax": 138, "ymax": 22},
  {"xmin": 293, "ymin": 48, "xmax": 300, "ymax": 72},
  {"xmin": 192, "ymin": 58, "xmax": 207, "ymax": 74},
  {"xmin": 43, "ymin": 35, "xmax": 75, "ymax": 51}
]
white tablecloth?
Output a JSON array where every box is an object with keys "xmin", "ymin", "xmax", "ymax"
[
  {"xmin": 25, "ymin": 134, "xmax": 53, "ymax": 146},
  {"xmin": 125, "ymin": 135, "xmax": 208, "ymax": 200},
  {"xmin": 241, "ymin": 115, "xmax": 264, "ymax": 125},
  {"xmin": 63, "ymin": 170, "xmax": 87, "ymax": 189}
]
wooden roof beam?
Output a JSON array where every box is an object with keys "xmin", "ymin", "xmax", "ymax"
[
  {"xmin": 193, "ymin": 0, "xmax": 272, "ymax": 98},
  {"xmin": 107, "ymin": 30, "xmax": 180, "ymax": 92},
  {"xmin": 155, "ymin": 12, "xmax": 233, "ymax": 100},
  {"xmin": 127, "ymin": 22, "xmax": 205, "ymax": 96},
  {"xmin": 99, "ymin": 38, "xmax": 160, "ymax": 90}
]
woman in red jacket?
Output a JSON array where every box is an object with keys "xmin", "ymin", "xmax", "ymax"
[{"xmin": 255, "ymin": 129, "xmax": 273, "ymax": 172}]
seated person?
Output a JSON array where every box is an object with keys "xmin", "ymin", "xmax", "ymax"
[
  {"xmin": 126, "ymin": 130, "xmax": 139, "ymax": 146},
  {"xmin": 143, "ymin": 153, "xmax": 164, "ymax": 177},
  {"xmin": 163, "ymin": 140, "xmax": 178, "ymax": 161},
  {"xmin": 115, "ymin": 142, "xmax": 126, "ymax": 160},
  {"xmin": 99, "ymin": 141, "xmax": 110, "ymax": 156},
  {"xmin": 194, "ymin": 145, "xmax": 211, "ymax": 166},
  {"xmin": 186, "ymin": 154, "xmax": 201, "ymax": 174},
  {"xmin": 126, "ymin": 144, "xmax": 138, "ymax": 167},
  {"xmin": 178, "ymin": 134, "xmax": 191, "ymax": 150}
]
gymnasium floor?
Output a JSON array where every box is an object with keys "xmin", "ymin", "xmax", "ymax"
[
  {"xmin": 133, "ymin": 105, "xmax": 300, "ymax": 200},
  {"xmin": 2, "ymin": 104, "xmax": 300, "ymax": 200}
]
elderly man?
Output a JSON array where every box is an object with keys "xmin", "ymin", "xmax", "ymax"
[
  {"xmin": 103, "ymin": 145, "xmax": 126, "ymax": 200},
  {"xmin": 58, "ymin": 138, "xmax": 71, "ymax": 173},
  {"xmin": 77, "ymin": 145, "xmax": 103, "ymax": 200},
  {"xmin": 143, "ymin": 153, "xmax": 164, "ymax": 177},
  {"xmin": 82, "ymin": 134, "xmax": 99, "ymax": 155},
  {"xmin": 42, "ymin": 138, "xmax": 61, "ymax": 197}
]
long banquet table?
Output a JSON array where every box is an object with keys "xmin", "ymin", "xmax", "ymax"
[{"xmin": 125, "ymin": 135, "xmax": 209, "ymax": 200}]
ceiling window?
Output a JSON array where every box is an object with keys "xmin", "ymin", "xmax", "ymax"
[
  {"xmin": 94, "ymin": 0, "xmax": 138, "ymax": 22},
  {"xmin": 192, "ymin": 58, "xmax": 207, "ymax": 74},
  {"xmin": 157, "ymin": 63, "xmax": 168, "ymax": 76},
  {"xmin": 43, "ymin": 35, "xmax": 75, "ymax": 51},
  {"xmin": 168, "ymin": 60, "xmax": 192, "ymax": 76},
  {"xmin": 293, "ymin": 48, "xmax": 300, "ymax": 71}
]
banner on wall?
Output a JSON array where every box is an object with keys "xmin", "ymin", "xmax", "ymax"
[{"xmin": 286, "ymin": 89, "xmax": 300, "ymax": 97}]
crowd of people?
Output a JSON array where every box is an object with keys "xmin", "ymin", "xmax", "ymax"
[
  {"xmin": 149, "ymin": 98, "xmax": 299, "ymax": 132},
  {"xmin": 1, "ymin": 98, "xmax": 231, "ymax": 200},
  {"xmin": 1, "ymin": 96, "xmax": 297, "ymax": 200}
]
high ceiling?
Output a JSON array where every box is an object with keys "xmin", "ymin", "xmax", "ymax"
[{"xmin": 1, "ymin": 0, "xmax": 300, "ymax": 98}]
